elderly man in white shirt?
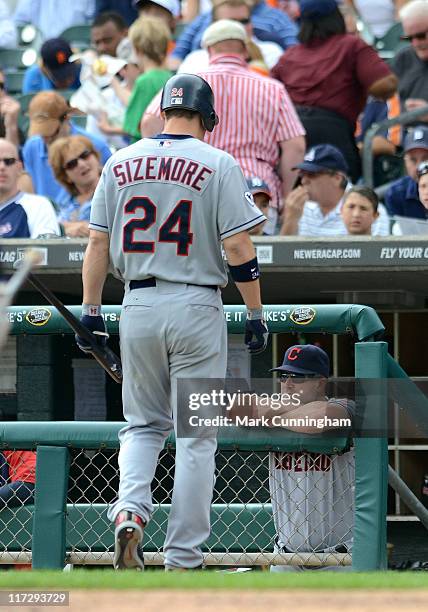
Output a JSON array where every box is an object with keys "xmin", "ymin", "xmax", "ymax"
[{"xmin": 280, "ymin": 144, "xmax": 390, "ymax": 236}]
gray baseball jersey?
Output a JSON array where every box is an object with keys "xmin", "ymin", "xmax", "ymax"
[
  {"xmin": 269, "ymin": 398, "xmax": 355, "ymax": 555},
  {"xmin": 101, "ymin": 134, "xmax": 265, "ymax": 570},
  {"xmin": 89, "ymin": 136, "xmax": 265, "ymax": 285}
]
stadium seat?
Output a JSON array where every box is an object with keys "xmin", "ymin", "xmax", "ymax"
[
  {"xmin": 59, "ymin": 25, "xmax": 91, "ymax": 51},
  {"xmin": 15, "ymin": 92, "xmax": 34, "ymax": 136},
  {"xmin": 375, "ymin": 22, "xmax": 407, "ymax": 61},
  {"xmin": 5, "ymin": 71, "xmax": 25, "ymax": 95},
  {"xmin": 0, "ymin": 48, "xmax": 37, "ymax": 70}
]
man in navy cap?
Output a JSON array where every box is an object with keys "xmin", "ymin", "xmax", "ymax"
[
  {"xmin": 263, "ymin": 344, "xmax": 355, "ymax": 571},
  {"xmin": 22, "ymin": 38, "xmax": 81, "ymax": 94},
  {"xmin": 280, "ymin": 143, "xmax": 390, "ymax": 236},
  {"xmin": 384, "ymin": 126, "xmax": 428, "ymax": 222}
]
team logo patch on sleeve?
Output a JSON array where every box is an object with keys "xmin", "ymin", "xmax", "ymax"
[{"xmin": 244, "ymin": 191, "xmax": 256, "ymax": 207}]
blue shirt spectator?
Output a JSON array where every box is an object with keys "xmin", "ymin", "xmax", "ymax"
[
  {"xmin": 22, "ymin": 64, "xmax": 81, "ymax": 95},
  {"xmin": 23, "ymin": 124, "xmax": 110, "ymax": 207},
  {"xmin": 58, "ymin": 195, "xmax": 92, "ymax": 222},
  {"xmin": 357, "ymin": 98, "xmax": 388, "ymax": 145},
  {"xmin": 171, "ymin": 1, "xmax": 298, "ymax": 61},
  {"xmin": 0, "ymin": 0, "xmax": 17, "ymax": 49},
  {"xmin": 14, "ymin": 0, "xmax": 95, "ymax": 41},
  {"xmin": 384, "ymin": 127, "xmax": 428, "ymax": 220},
  {"xmin": 384, "ymin": 175, "xmax": 427, "ymax": 219}
]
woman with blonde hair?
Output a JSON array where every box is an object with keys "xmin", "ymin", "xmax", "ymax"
[{"xmin": 49, "ymin": 135, "xmax": 101, "ymax": 237}]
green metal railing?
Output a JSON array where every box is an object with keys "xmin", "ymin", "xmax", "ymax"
[{"xmin": 7, "ymin": 303, "xmax": 385, "ymax": 339}]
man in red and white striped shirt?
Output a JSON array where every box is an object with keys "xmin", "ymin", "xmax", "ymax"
[{"xmin": 142, "ymin": 19, "xmax": 306, "ymax": 232}]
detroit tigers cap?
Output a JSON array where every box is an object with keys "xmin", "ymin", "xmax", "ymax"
[
  {"xmin": 271, "ymin": 344, "xmax": 330, "ymax": 378},
  {"xmin": 300, "ymin": 0, "xmax": 339, "ymax": 20},
  {"xmin": 293, "ymin": 144, "xmax": 349, "ymax": 175},
  {"xmin": 404, "ymin": 127, "xmax": 428, "ymax": 152},
  {"xmin": 246, "ymin": 177, "xmax": 272, "ymax": 199},
  {"xmin": 133, "ymin": 0, "xmax": 180, "ymax": 18},
  {"xmin": 202, "ymin": 19, "xmax": 248, "ymax": 49},
  {"xmin": 40, "ymin": 38, "xmax": 79, "ymax": 82}
]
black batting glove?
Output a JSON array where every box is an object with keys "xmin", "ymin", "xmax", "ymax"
[
  {"xmin": 76, "ymin": 309, "xmax": 109, "ymax": 354},
  {"xmin": 245, "ymin": 308, "xmax": 269, "ymax": 355}
]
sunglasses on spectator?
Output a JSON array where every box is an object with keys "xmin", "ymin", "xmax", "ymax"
[
  {"xmin": 63, "ymin": 149, "xmax": 93, "ymax": 171},
  {"xmin": 236, "ymin": 18, "xmax": 250, "ymax": 24},
  {"xmin": 0, "ymin": 157, "xmax": 17, "ymax": 166},
  {"xmin": 401, "ymin": 30, "xmax": 428, "ymax": 42},
  {"xmin": 279, "ymin": 372, "xmax": 319, "ymax": 381}
]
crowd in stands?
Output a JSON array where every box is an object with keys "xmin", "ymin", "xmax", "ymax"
[{"xmin": 1, "ymin": 0, "xmax": 428, "ymax": 240}]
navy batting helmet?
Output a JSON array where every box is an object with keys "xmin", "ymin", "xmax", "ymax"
[{"xmin": 160, "ymin": 73, "xmax": 219, "ymax": 132}]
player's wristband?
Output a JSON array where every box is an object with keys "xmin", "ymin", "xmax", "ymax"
[
  {"xmin": 82, "ymin": 304, "xmax": 102, "ymax": 316},
  {"xmin": 229, "ymin": 257, "xmax": 260, "ymax": 282},
  {"xmin": 247, "ymin": 308, "xmax": 263, "ymax": 320}
]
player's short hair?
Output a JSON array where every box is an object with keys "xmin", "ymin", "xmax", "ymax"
[
  {"xmin": 129, "ymin": 16, "xmax": 171, "ymax": 64},
  {"xmin": 49, "ymin": 135, "xmax": 100, "ymax": 196},
  {"xmin": 298, "ymin": 7, "xmax": 346, "ymax": 44},
  {"xmin": 343, "ymin": 186, "xmax": 379, "ymax": 213},
  {"xmin": 164, "ymin": 108, "xmax": 201, "ymax": 123},
  {"xmin": 91, "ymin": 11, "xmax": 128, "ymax": 31}
]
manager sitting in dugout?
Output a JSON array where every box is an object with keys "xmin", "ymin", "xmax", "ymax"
[{"xmin": 230, "ymin": 344, "xmax": 355, "ymax": 572}]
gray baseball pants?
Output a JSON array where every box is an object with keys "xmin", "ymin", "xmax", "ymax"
[{"xmin": 107, "ymin": 280, "xmax": 227, "ymax": 569}]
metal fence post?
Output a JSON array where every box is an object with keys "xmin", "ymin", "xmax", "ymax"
[
  {"xmin": 353, "ymin": 341, "xmax": 388, "ymax": 570},
  {"xmin": 32, "ymin": 446, "xmax": 70, "ymax": 569}
]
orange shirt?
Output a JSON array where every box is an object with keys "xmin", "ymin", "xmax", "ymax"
[{"xmin": 3, "ymin": 451, "xmax": 36, "ymax": 484}]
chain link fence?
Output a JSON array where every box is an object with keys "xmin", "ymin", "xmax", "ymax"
[
  {"xmin": 0, "ymin": 450, "xmax": 35, "ymax": 564},
  {"xmin": 0, "ymin": 446, "xmax": 354, "ymax": 567},
  {"xmin": 67, "ymin": 446, "xmax": 353, "ymax": 567}
]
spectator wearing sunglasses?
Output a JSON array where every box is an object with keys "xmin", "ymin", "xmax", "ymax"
[
  {"xmin": 392, "ymin": 1, "xmax": 428, "ymax": 119},
  {"xmin": 22, "ymin": 91, "xmax": 111, "ymax": 209},
  {"xmin": 177, "ymin": 0, "xmax": 283, "ymax": 75},
  {"xmin": 168, "ymin": 0, "xmax": 298, "ymax": 72},
  {"xmin": 0, "ymin": 138, "xmax": 60, "ymax": 238},
  {"xmin": 49, "ymin": 136, "xmax": 102, "ymax": 237},
  {"xmin": 236, "ymin": 344, "xmax": 355, "ymax": 571}
]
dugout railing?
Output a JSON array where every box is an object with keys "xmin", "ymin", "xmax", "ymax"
[{"xmin": 0, "ymin": 304, "xmax": 388, "ymax": 571}]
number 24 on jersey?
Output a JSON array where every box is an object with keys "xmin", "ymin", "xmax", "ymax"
[{"xmin": 123, "ymin": 196, "xmax": 193, "ymax": 257}]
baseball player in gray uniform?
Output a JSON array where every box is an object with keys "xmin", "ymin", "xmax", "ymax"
[
  {"xmin": 76, "ymin": 74, "xmax": 269, "ymax": 571},
  {"xmin": 269, "ymin": 345, "xmax": 354, "ymax": 571},
  {"xmin": 248, "ymin": 345, "xmax": 354, "ymax": 571}
]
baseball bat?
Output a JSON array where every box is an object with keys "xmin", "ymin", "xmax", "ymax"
[{"xmin": 26, "ymin": 272, "xmax": 123, "ymax": 384}]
